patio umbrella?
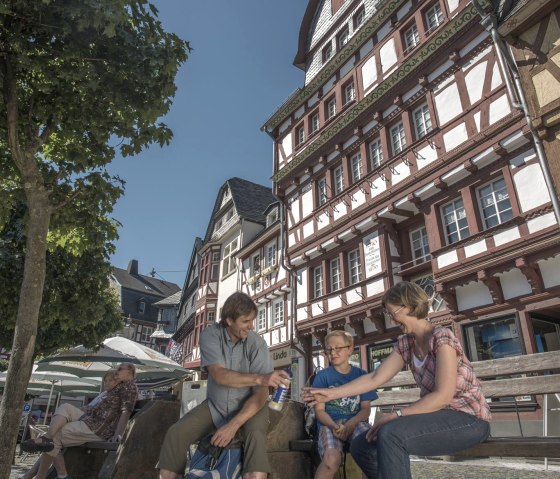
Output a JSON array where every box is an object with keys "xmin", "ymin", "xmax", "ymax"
[{"xmin": 36, "ymin": 336, "xmax": 191, "ymax": 384}]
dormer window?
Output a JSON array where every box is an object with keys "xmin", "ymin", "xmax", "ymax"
[
  {"xmin": 138, "ymin": 301, "xmax": 146, "ymax": 314},
  {"xmin": 266, "ymin": 209, "xmax": 278, "ymax": 227},
  {"xmin": 322, "ymin": 42, "xmax": 333, "ymax": 64},
  {"xmin": 338, "ymin": 28, "xmax": 349, "ymax": 50}
]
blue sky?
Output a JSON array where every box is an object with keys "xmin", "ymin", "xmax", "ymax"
[{"xmin": 109, "ymin": 1, "xmax": 307, "ymax": 287}]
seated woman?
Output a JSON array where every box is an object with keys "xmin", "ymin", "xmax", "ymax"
[{"xmin": 304, "ymin": 281, "xmax": 491, "ymax": 479}]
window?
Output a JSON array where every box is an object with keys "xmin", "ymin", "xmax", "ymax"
[
  {"xmin": 296, "ymin": 125, "xmax": 305, "ymax": 146},
  {"xmin": 326, "ymin": 97, "xmax": 336, "ymax": 119},
  {"xmin": 348, "ymin": 249, "xmax": 362, "ymax": 285},
  {"xmin": 138, "ymin": 301, "xmax": 146, "ymax": 314},
  {"xmin": 257, "ymin": 307, "xmax": 266, "ymax": 331},
  {"xmin": 354, "ymin": 7, "xmax": 365, "ymax": 29},
  {"xmin": 141, "ymin": 326, "xmax": 153, "ymax": 343},
  {"xmin": 441, "ymin": 199, "xmax": 470, "ymax": 244},
  {"xmin": 310, "ymin": 113, "xmax": 320, "ymax": 134},
  {"xmin": 323, "ymin": 42, "xmax": 333, "ymax": 63},
  {"xmin": 273, "ymin": 300, "xmax": 284, "ymax": 325},
  {"xmin": 390, "ymin": 122, "xmax": 406, "ymax": 154},
  {"xmin": 222, "ymin": 238, "xmax": 238, "ymax": 276},
  {"xmin": 463, "ymin": 316, "xmax": 522, "ymax": 362},
  {"xmin": 477, "ymin": 177, "xmax": 513, "ymax": 229},
  {"xmin": 410, "ymin": 226, "xmax": 431, "ymax": 264},
  {"xmin": 252, "ymin": 254, "xmax": 261, "ymax": 275},
  {"xmin": 338, "ymin": 28, "xmax": 349, "ymax": 50},
  {"xmin": 266, "ymin": 209, "xmax": 278, "ymax": 227},
  {"xmin": 333, "ymin": 165, "xmax": 344, "ymax": 195},
  {"xmin": 413, "ymin": 104, "xmax": 432, "ymax": 139},
  {"xmin": 344, "ymin": 82, "xmax": 355, "ymax": 104},
  {"xmin": 330, "ymin": 258, "xmax": 341, "ymax": 292},
  {"xmin": 350, "ymin": 152, "xmax": 363, "ymax": 183},
  {"xmin": 266, "ymin": 243, "xmax": 277, "ymax": 267},
  {"xmin": 208, "ymin": 311, "xmax": 215, "ymax": 323},
  {"xmin": 425, "ymin": 3, "xmax": 444, "ymax": 32},
  {"xmin": 369, "ymin": 138, "xmax": 384, "ymax": 169},
  {"xmin": 317, "ymin": 177, "xmax": 328, "ymax": 206},
  {"xmin": 313, "ymin": 266, "xmax": 323, "ymax": 298},
  {"xmin": 211, "ymin": 263, "xmax": 219, "ymax": 280},
  {"xmin": 212, "ymin": 251, "xmax": 221, "ymax": 261},
  {"xmin": 404, "ymin": 24, "xmax": 420, "ymax": 52}
]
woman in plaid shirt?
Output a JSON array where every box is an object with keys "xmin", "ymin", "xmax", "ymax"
[{"xmin": 305, "ymin": 282, "xmax": 491, "ymax": 479}]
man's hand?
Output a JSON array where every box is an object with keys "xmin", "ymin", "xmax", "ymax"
[
  {"xmin": 259, "ymin": 370, "xmax": 290, "ymax": 388},
  {"xmin": 211, "ymin": 421, "xmax": 240, "ymax": 448}
]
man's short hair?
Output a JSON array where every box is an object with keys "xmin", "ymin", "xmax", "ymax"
[
  {"xmin": 219, "ymin": 292, "xmax": 258, "ymax": 326},
  {"xmin": 118, "ymin": 362, "xmax": 136, "ymax": 378}
]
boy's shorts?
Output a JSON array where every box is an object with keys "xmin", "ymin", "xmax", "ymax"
[{"xmin": 317, "ymin": 420, "xmax": 371, "ymax": 458}]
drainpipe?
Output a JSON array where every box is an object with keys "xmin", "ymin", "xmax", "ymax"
[{"xmin": 471, "ymin": 0, "xmax": 560, "ymax": 226}]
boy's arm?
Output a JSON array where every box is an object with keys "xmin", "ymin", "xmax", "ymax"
[
  {"xmin": 344, "ymin": 400, "xmax": 371, "ymax": 431},
  {"xmin": 314, "ymin": 402, "xmax": 339, "ymax": 430}
]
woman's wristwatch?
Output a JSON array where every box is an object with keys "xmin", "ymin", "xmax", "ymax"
[{"xmin": 395, "ymin": 409, "xmax": 403, "ymax": 417}]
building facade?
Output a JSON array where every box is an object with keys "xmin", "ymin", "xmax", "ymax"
[{"xmin": 263, "ymin": 0, "xmax": 560, "ymax": 434}]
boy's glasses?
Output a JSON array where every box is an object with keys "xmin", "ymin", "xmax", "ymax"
[
  {"xmin": 383, "ymin": 305, "xmax": 405, "ymax": 322},
  {"xmin": 324, "ymin": 346, "xmax": 350, "ymax": 355}
]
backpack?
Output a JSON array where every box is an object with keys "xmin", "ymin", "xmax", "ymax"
[{"xmin": 185, "ymin": 434, "xmax": 243, "ymax": 479}]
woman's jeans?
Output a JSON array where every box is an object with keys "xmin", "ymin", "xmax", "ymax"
[{"xmin": 350, "ymin": 409, "xmax": 490, "ymax": 479}]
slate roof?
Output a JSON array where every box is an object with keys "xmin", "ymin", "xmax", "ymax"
[
  {"xmin": 112, "ymin": 268, "xmax": 181, "ymax": 298},
  {"xmin": 154, "ymin": 290, "xmax": 182, "ymax": 307},
  {"xmin": 203, "ymin": 178, "xmax": 276, "ymax": 243}
]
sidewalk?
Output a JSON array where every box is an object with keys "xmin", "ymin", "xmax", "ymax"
[{"xmin": 10, "ymin": 448, "xmax": 560, "ymax": 478}]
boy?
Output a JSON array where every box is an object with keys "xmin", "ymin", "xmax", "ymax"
[{"xmin": 311, "ymin": 330, "xmax": 377, "ymax": 479}]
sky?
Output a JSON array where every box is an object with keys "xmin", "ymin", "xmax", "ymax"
[{"xmin": 108, "ymin": 1, "xmax": 308, "ymax": 288}]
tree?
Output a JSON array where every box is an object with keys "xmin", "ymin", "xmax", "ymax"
[{"xmin": 0, "ymin": 1, "xmax": 189, "ymax": 474}]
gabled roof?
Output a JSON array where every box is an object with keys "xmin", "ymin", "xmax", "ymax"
[
  {"xmin": 112, "ymin": 267, "xmax": 180, "ymax": 298},
  {"xmin": 203, "ymin": 178, "xmax": 276, "ymax": 243},
  {"xmin": 154, "ymin": 290, "xmax": 182, "ymax": 307}
]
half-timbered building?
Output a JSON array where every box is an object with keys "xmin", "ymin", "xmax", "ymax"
[{"xmin": 263, "ymin": 0, "xmax": 560, "ymax": 434}]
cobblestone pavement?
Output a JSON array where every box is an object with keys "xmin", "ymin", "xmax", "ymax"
[{"xmin": 10, "ymin": 450, "xmax": 560, "ymax": 478}]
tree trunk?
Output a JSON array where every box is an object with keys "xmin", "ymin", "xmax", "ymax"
[{"xmin": 0, "ymin": 190, "xmax": 52, "ymax": 479}]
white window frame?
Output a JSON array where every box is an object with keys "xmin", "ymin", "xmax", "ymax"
[
  {"xmin": 476, "ymin": 177, "xmax": 513, "ymax": 229},
  {"xmin": 138, "ymin": 301, "xmax": 146, "ymax": 314},
  {"xmin": 369, "ymin": 138, "xmax": 383, "ymax": 169},
  {"xmin": 323, "ymin": 42, "xmax": 333, "ymax": 63},
  {"xmin": 330, "ymin": 258, "xmax": 341, "ymax": 292},
  {"xmin": 338, "ymin": 28, "xmax": 349, "ymax": 49},
  {"xmin": 313, "ymin": 266, "xmax": 323, "ymax": 298},
  {"xmin": 354, "ymin": 8, "xmax": 365, "ymax": 28},
  {"xmin": 404, "ymin": 24, "xmax": 420, "ymax": 52},
  {"xmin": 425, "ymin": 3, "xmax": 444, "ymax": 32},
  {"xmin": 311, "ymin": 113, "xmax": 320, "ymax": 133},
  {"xmin": 296, "ymin": 125, "xmax": 305, "ymax": 146},
  {"xmin": 350, "ymin": 152, "xmax": 363, "ymax": 183},
  {"xmin": 318, "ymin": 177, "xmax": 328, "ymax": 205},
  {"xmin": 344, "ymin": 82, "xmax": 355, "ymax": 104},
  {"xmin": 390, "ymin": 122, "xmax": 406, "ymax": 154},
  {"xmin": 441, "ymin": 198, "xmax": 470, "ymax": 244},
  {"xmin": 212, "ymin": 251, "xmax": 221, "ymax": 261},
  {"xmin": 410, "ymin": 226, "xmax": 431, "ymax": 265},
  {"xmin": 333, "ymin": 165, "xmax": 344, "ymax": 195},
  {"xmin": 257, "ymin": 307, "xmax": 267, "ymax": 331},
  {"xmin": 348, "ymin": 249, "xmax": 362, "ymax": 285},
  {"xmin": 222, "ymin": 238, "xmax": 238, "ymax": 277},
  {"xmin": 273, "ymin": 300, "xmax": 284, "ymax": 326},
  {"xmin": 413, "ymin": 103, "xmax": 432, "ymax": 139},
  {"xmin": 327, "ymin": 98, "xmax": 336, "ymax": 119},
  {"xmin": 252, "ymin": 254, "xmax": 261, "ymax": 276},
  {"xmin": 266, "ymin": 242, "xmax": 277, "ymax": 267},
  {"xmin": 208, "ymin": 311, "xmax": 215, "ymax": 323}
]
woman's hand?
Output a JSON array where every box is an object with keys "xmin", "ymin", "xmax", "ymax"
[
  {"xmin": 302, "ymin": 387, "xmax": 333, "ymax": 406},
  {"xmin": 365, "ymin": 412, "xmax": 398, "ymax": 442}
]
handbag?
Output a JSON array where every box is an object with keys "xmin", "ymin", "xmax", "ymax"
[{"xmin": 185, "ymin": 434, "xmax": 243, "ymax": 479}]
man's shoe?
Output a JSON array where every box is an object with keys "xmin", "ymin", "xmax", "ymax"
[{"xmin": 20, "ymin": 435, "xmax": 54, "ymax": 452}]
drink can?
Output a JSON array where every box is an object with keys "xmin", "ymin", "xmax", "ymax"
[{"xmin": 269, "ymin": 368, "xmax": 292, "ymax": 412}]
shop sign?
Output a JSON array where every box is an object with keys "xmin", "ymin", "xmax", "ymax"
[{"xmin": 272, "ymin": 346, "xmax": 292, "ymax": 367}]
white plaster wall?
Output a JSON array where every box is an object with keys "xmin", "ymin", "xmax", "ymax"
[
  {"xmin": 464, "ymin": 61, "xmax": 486, "ymax": 104},
  {"xmin": 297, "ymin": 268, "xmax": 308, "ymax": 305},
  {"xmin": 281, "ymin": 133, "xmax": 292, "ymax": 159},
  {"xmin": 493, "ymin": 226, "xmax": 520, "ymax": 247},
  {"xmin": 434, "ymin": 82, "xmax": 463, "ymax": 125},
  {"xmin": 317, "ymin": 212, "xmax": 330, "ymax": 230},
  {"xmin": 380, "ymin": 38, "xmax": 397, "ymax": 74},
  {"xmin": 491, "ymin": 62, "xmax": 503, "ymax": 90},
  {"xmin": 294, "ymin": 105, "xmax": 305, "ymax": 120},
  {"xmin": 279, "ymin": 118, "xmax": 291, "ymax": 135},
  {"xmin": 333, "ymin": 201, "xmax": 348, "ymax": 221},
  {"xmin": 303, "ymin": 220, "xmax": 315, "ymax": 239},
  {"xmin": 308, "ymin": 92, "xmax": 320, "ymax": 108},
  {"xmin": 497, "ymin": 269, "xmax": 532, "ymax": 300},
  {"xmin": 288, "ymin": 232, "xmax": 297, "ymax": 248},
  {"xmin": 297, "ymin": 307, "xmax": 308, "ymax": 322},
  {"xmin": 488, "ymin": 94, "xmax": 511, "ymax": 124},
  {"xmin": 370, "ymin": 177, "xmax": 387, "ymax": 198},
  {"xmin": 527, "ymin": 212, "xmax": 557, "ymax": 233},
  {"xmin": 352, "ymin": 189, "xmax": 366, "ymax": 208},
  {"xmin": 415, "ymin": 145, "xmax": 438, "ymax": 170},
  {"xmin": 362, "ymin": 56, "xmax": 378, "ymax": 91},
  {"xmin": 390, "ymin": 161, "xmax": 410, "ymax": 185},
  {"xmin": 328, "ymin": 296, "xmax": 342, "ymax": 311},
  {"xmin": 538, "ymin": 255, "xmax": 560, "ymax": 288},
  {"xmin": 443, "ymin": 122, "xmax": 468, "ymax": 151},
  {"xmin": 514, "ymin": 163, "xmax": 551, "ymax": 212},
  {"xmin": 446, "ymin": 0, "xmax": 460, "ymax": 13},
  {"xmin": 311, "ymin": 301, "xmax": 323, "ymax": 317},
  {"xmin": 301, "ymin": 187, "xmax": 314, "ymax": 219},
  {"xmin": 340, "ymin": 58, "xmax": 354, "ymax": 78},
  {"xmin": 324, "ymin": 74, "xmax": 337, "ymax": 95},
  {"xmin": 464, "ymin": 239, "xmax": 487, "ymax": 258},
  {"xmin": 437, "ymin": 250, "xmax": 458, "ymax": 268},
  {"xmin": 366, "ymin": 278, "xmax": 385, "ymax": 297},
  {"xmin": 456, "ymin": 281, "xmax": 494, "ymax": 311},
  {"xmin": 473, "ymin": 111, "xmax": 481, "ymax": 132},
  {"xmin": 346, "ymin": 288, "xmax": 363, "ymax": 305}
]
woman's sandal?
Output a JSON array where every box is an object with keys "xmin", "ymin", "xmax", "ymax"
[{"xmin": 20, "ymin": 435, "xmax": 54, "ymax": 452}]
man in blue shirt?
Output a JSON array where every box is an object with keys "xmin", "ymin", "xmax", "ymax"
[{"xmin": 158, "ymin": 292, "xmax": 290, "ymax": 479}]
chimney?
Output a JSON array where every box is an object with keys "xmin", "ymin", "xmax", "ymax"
[{"xmin": 127, "ymin": 259, "xmax": 138, "ymax": 275}]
